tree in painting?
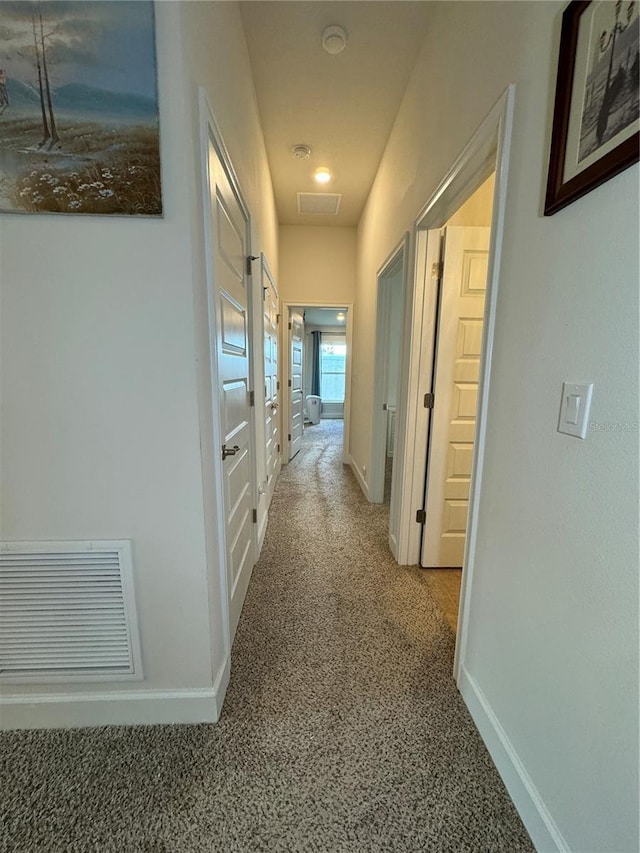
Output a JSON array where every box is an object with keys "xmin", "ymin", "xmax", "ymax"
[{"xmin": 0, "ymin": 1, "xmax": 162, "ymax": 216}]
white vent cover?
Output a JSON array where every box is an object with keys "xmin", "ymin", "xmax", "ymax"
[
  {"xmin": 297, "ymin": 192, "xmax": 342, "ymax": 215},
  {"xmin": 0, "ymin": 540, "xmax": 143, "ymax": 683}
]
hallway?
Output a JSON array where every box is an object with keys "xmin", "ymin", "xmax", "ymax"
[{"xmin": 2, "ymin": 420, "xmax": 532, "ymax": 852}]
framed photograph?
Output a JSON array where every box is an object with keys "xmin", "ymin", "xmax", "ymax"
[
  {"xmin": 545, "ymin": 0, "xmax": 639, "ymax": 215},
  {"xmin": 0, "ymin": 1, "xmax": 162, "ymax": 217}
]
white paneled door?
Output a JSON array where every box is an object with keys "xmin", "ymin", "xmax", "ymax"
[
  {"xmin": 289, "ymin": 311, "xmax": 304, "ymax": 460},
  {"xmin": 262, "ymin": 258, "xmax": 281, "ymax": 502},
  {"xmin": 208, "ymin": 138, "xmax": 255, "ymax": 640},
  {"xmin": 421, "ymin": 226, "xmax": 490, "ymax": 568}
]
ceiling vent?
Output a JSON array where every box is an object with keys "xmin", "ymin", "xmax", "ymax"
[{"xmin": 297, "ymin": 193, "xmax": 342, "ymax": 215}]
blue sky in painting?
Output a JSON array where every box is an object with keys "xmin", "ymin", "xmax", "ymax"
[{"xmin": 0, "ymin": 1, "xmax": 158, "ymax": 100}]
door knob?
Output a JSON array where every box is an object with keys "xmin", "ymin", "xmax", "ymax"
[
  {"xmin": 271, "ymin": 402, "xmax": 279, "ymax": 411},
  {"xmin": 222, "ymin": 444, "xmax": 240, "ymax": 460}
]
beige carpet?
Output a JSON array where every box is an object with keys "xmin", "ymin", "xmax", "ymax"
[{"xmin": 0, "ymin": 419, "xmax": 534, "ymax": 852}]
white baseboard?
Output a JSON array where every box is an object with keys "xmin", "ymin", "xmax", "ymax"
[
  {"xmin": 458, "ymin": 665, "xmax": 569, "ymax": 853},
  {"xmin": 0, "ymin": 678, "xmax": 228, "ymax": 730},
  {"xmin": 349, "ymin": 455, "xmax": 369, "ymax": 500}
]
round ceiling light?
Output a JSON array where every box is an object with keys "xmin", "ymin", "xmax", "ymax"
[
  {"xmin": 292, "ymin": 144, "xmax": 311, "ymax": 160},
  {"xmin": 322, "ymin": 25, "xmax": 347, "ymax": 56},
  {"xmin": 314, "ymin": 167, "xmax": 332, "ymax": 184}
]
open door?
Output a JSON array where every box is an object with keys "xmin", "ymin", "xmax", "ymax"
[
  {"xmin": 289, "ymin": 311, "xmax": 304, "ymax": 460},
  {"xmin": 421, "ymin": 226, "xmax": 490, "ymax": 568}
]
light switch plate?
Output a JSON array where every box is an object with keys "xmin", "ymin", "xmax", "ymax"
[{"xmin": 558, "ymin": 382, "xmax": 593, "ymax": 439}]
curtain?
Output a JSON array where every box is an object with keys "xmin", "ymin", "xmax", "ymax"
[{"xmin": 311, "ymin": 330, "xmax": 321, "ymax": 396}]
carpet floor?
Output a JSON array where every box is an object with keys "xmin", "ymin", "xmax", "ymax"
[{"xmin": 0, "ymin": 420, "xmax": 534, "ymax": 852}]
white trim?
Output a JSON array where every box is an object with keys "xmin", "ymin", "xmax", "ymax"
[
  {"xmin": 369, "ymin": 236, "xmax": 408, "ymax": 504},
  {"xmin": 393, "ymin": 227, "xmax": 428, "ymax": 565},
  {"xmin": 0, "ymin": 681, "xmax": 228, "ymax": 730},
  {"xmin": 459, "ymin": 666, "xmax": 569, "ymax": 853},
  {"xmin": 281, "ymin": 301, "xmax": 354, "ymax": 465},
  {"xmin": 453, "ymin": 86, "xmax": 515, "ymax": 682},
  {"xmin": 349, "ymin": 455, "xmax": 369, "ymax": 499}
]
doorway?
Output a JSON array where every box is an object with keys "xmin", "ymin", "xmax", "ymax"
[
  {"xmin": 369, "ymin": 237, "xmax": 409, "ymax": 561},
  {"xmin": 420, "ymin": 177, "xmax": 495, "ymax": 572},
  {"xmin": 281, "ymin": 301, "xmax": 353, "ymax": 465},
  {"xmin": 389, "ymin": 86, "xmax": 514, "ymax": 681}
]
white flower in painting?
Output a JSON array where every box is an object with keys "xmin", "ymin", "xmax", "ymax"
[
  {"xmin": 40, "ymin": 174, "xmax": 52, "ymax": 182},
  {"xmin": 53, "ymin": 186, "xmax": 66, "ymax": 195},
  {"xmin": 69, "ymin": 200, "xmax": 82, "ymax": 209},
  {"xmin": 99, "ymin": 189, "xmax": 114, "ymax": 198},
  {"xmin": 91, "ymin": 181, "xmax": 104, "ymax": 189},
  {"xmin": 101, "ymin": 170, "xmax": 113, "ymax": 180},
  {"xmin": 30, "ymin": 171, "xmax": 38, "ymax": 178}
]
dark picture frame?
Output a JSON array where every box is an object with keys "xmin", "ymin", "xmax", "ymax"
[{"xmin": 544, "ymin": 0, "xmax": 639, "ymax": 216}]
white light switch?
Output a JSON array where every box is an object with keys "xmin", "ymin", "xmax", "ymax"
[{"xmin": 558, "ymin": 382, "xmax": 593, "ymax": 439}]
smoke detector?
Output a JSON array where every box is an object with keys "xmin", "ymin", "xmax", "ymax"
[
  {"xmin": 322, "ymin": 25, "xmax": 347, "ymax": 55},
  {"xmin": 292, "ymin": 144, "xmax": 311, "ymax": 160}
]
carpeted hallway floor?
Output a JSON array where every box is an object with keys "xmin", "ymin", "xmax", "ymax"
[{"xmin": 0, "ymin": 420, "xmax": 534, "ymax": 852}]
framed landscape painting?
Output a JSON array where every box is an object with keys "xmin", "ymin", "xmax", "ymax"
[
  {"xmin": 545, "ymin": 0, "xmax": 639, "ymax": 215},
  {"xmin": 0, "ymin": 0, "xmax": 162, "ymax": 216}
]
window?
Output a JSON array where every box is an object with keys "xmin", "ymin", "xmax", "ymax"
[{"xmin": 320, "ymin": 335, "xmax": 346, "ymax": 402}]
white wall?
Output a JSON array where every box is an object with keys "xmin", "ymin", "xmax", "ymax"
[
  {"xmin": 352, "ymin": 3, "xmax": 639, "ymax": 852},
  {"xmin": 279, "ymin": 225, "xmax": 356, "ymax": 304},
  {"xmin": 0, "ymin": 1, "xmax": 279, "ymax": 728}
]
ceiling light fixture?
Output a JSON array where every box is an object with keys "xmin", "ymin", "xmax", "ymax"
[
  {"xmin": 292, "ymin": 144, "xmax": 311, "ymax": 160},
  {"xmin": 314, "ymin": 167, "xmax": 332, "ymax": 184},
  {"xmin": 322, "ymin": 25, "xmax": 348, "ymax": 56}
]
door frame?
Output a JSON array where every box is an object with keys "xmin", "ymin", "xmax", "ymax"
[
  {"xmin": 397, "ymin": 85, "xmax": 515, "ymax": 683},
  {"xmin": 258, "ymin": 252, "xmax": 281, "ymax": 542},
  {"xmin": 198, "ymin": 89, "xmax": 259, "ymax": 692},
  {"xmin": 369, "ymin": 235, "xmax": 408, "ymax": 509},
  {"xmin": 281, "ymin": 301, "xmax": 354, "ymax": 465},
  {"xmin": 287, "ymin": 309, "xmax": 305, "ymax": 461}
]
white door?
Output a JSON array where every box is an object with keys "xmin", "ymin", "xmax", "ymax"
[
  {"xmin": 208, "ymin": 138, "xmax": 255, "ymax": 638},
  {"xmin": 262, "ymin": 258, "xmax": 280, "ymax": 501},
  {"xmin": 421, "ymin": 226, "xmax": 490, "ymax": 568},
  {"xmin": 289, "ymin": 311, "xmax": 304, "ymax": 460}
]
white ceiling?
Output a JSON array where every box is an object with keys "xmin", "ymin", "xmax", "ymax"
[
  {"xmin": 239, "ymin": 2, "xmax": 432, "ymax": 227},
  {"xmin": 297, "ymin": 307, "xmax": 347, "ymax": 327}
]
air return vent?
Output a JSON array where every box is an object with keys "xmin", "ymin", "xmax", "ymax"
[
  {"xmin": 0, "ymin": 540, "xmax": 143, "ymax": 683},
  {"xmin": 297, "ymin": 192, "xmax": 342, "ymax": 215}
]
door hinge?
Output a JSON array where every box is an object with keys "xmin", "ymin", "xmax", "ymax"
[
  {"xmin": 277, "ymin": 443, "xmax": 280, "ymax": 453},
  {"xmin": 288, "ymin": 321, "xmax": 292, "ymax": 330},
  {"xmin": 288, "ymin": 379, "xmax": 292, "ymax": 387},
  {"xmin": 246, "ymin": 255, "xmax": 258, "ymax": 275},
  {"xmin": 288, "ymin": 433, "xmax": 291, "ymax": 441},
  {"xmin": 424, "ymin": 392, "xmax": 435, "ymax": 409},
  {"xmin": 416, "ymin": 509, "xmax": 426, "ymax": 524},
  {"xmin": 277, "ymin": 380, "xmax": 280, "ymax": 391},
  {"xmin": 249, "ymin": 390, "xmax": 255, "ymax": 407},
  {"xmin": 252, "ymin": 508, "xmax": 257, "ymax": 524},
  {"xmin": 432, "ymin": 261, "xmax": 443, "ymax": 279},
  {"xmin": 277, "ymin": 314, "xmax": 281, "ymax": 324}
]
